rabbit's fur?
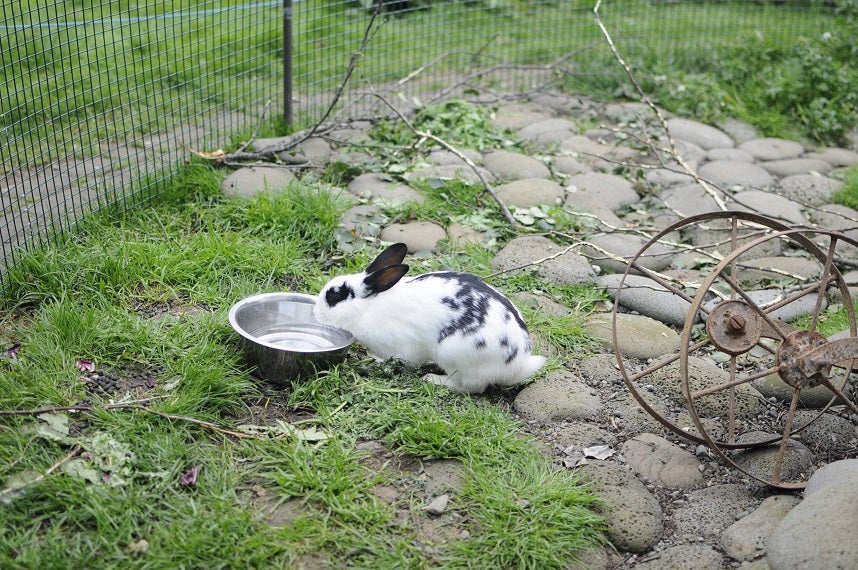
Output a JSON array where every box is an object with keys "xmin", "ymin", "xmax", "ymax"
[{"xmin": 314, "ymin": 243, "xmax": 545, "ymax": 393}]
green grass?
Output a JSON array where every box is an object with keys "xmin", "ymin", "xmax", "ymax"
[
  {"xmin": 831, "ymin": 166, "xmax": 858, "ymax": 210},
  {"xmin": 4, "ymin": 1, "xmax": 850, "ymax": 169},
  {"xmin": 0, "ymin": 161, "xmax": 606, "ymax": 569}
]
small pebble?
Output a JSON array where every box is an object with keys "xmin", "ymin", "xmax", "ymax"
[{"xmin": 424, "ymin": 494, "xmax": 449, "ymax": 516}]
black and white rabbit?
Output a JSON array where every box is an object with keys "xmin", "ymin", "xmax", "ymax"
[{"xmin": 313, "ymin": 242, "xmax": 546, "ymax": 393}]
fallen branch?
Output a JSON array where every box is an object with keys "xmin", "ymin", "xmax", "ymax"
[
  {"xmin": 592, "ymin": 0, "xmax": 728, "ymax": 212},
  {"xmin": 190, "ymin": 1, "xmax": 386, "ymax": 165},
  {"xmin": 0, "ymin": 445, "xmax": 81, "ymax": 498},
  {"xmin": 0, "ymin": 399, "xmax": 251, "ymax": 440}
]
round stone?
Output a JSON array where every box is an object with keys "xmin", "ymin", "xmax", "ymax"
[
  {"xmin": 698, "ymin": 160, "xmax": 774, "ymax": 189},
  {"xmin": 666, "ymin": 118, "xmax": 734, "ymax": 149},
  {"xmin": 379, "ymin": 221, "xmax": 447, "ymax": 253},
  {"xmin": 739, "ymin": 137, "xmax": 804, "ymax": 160},
  {"xmin": 221, "ymin": 166, "xmax": 297, "ymax": 197},
  {"xmin": 482, "ymin": 149, "xmax": 551, "ymax": 180},
  {"xmin": 495, "ymin": 178, "xmax": 564, "ymax": 208}
]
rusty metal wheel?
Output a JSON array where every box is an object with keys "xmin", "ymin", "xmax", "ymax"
[
  {"xmin": 681, "ymin": 226, "xmax": 858, "ymax": 488},
  {"xmin": 613, "ymin": 212, "xmax": 858, "ymax": 488}
]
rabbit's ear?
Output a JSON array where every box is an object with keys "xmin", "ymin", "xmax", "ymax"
[
  {"xmin": 364, "ymin": 264, "xmax": 409, "ymax": 296},
  {"xmin": 365, "ymin": 243, "xmax": 408, "ymax": 274}
]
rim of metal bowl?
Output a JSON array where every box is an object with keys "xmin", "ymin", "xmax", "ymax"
[{"xmin": 228, "ymin": 292, "xmax": 354, "ymax": 353}]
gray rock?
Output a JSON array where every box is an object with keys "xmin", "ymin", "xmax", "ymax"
[
  {"xmin": 685, "ymin": 217, "xmax": 783, "ymax": 260},
  {"xmin": 490, "ymin": 102, "xmax": 555, "ymax": 131},
  {"xmin": 347, "ymin": 173, "xmax": 425, "ymax": 204},
  {"xmin": 495, "ymin": 178, "xmax": 564, "ymax": 208},
  {"xmin": 658, "ymin": 182, "xmax": 724, "ymax": 217},
  {"xmin": 559, "ymin": 135, "xmax": 615, "ymax": 161},
  {"xmin": 339, "ymin": 204, "xmax": 386, "ymax": 243},
  {"xmin": 295, "ymin": 137, "xmax": 333, "ymax": 162},
  {"xmin": 518, "ymin": 118, "xmax": 577, "ymax": 144},
  {"xmin": 586, "ymin": 313, "xmax": 680, "ymax": 360},
  {"xmin": 667, "ymin": 118, "xmax": 734, "ymax": 149},
  {"xmin": 791, "ymin": 410, "xmax": 857, "ymax": 456},
  {"xmin": 719, "ymin": 494, "xmax": 801, "ymax": 561},
  {"xmin": 758, "ymin": 157, "xmax": 833, "ymax": 177},
  {"xmin": 564, "ymin": 193, "xmax": 627, "ymax": 229},
  {"xmin": 804, "ymin": 147, "xmax": 858, "ymax": 167},
  {"xmin": 732, "ymin": 190, "xmax": 806, "ymax": 225},
  {"xmin": 766, "ymin": 479, "xmax": 858, "ymax": 570},
  {"xmin": 716, "ymin": 118, "xmax": 760, "ymax": 144},
  {"xmin": 564, "ymin": 172, "xmax": 639, "ymax": 211},
  {"xmin": 633, "ymin": 544, "xmax": 724, "ymax": 570},
  {"xmin": 808, "ymin": 204, "xmax": 858, "ymax": 236},
  {"xmin": 426, "ymin": 148, "xmax": 483, "ymax": 166},
  {"xmin": 492, "ymin": 235, "xmax": 596, "ymax": 285},
  {"xmin": 698, "ymin": 160, "xmax": 774, "ymax": 189},
  {"xmin": 734, "ymin": 256, "xmax": 822, "ymax": 285},
  {"xmin": 603, "ymin": 101, "xmax": 660, "ymax": 123},
  {"xmin": 551, "ymin": 155, "xmax": 592, "ymax": 176},
  {"xmin": 598, "ymin": 273, "xmax": 693, "ymax": 327},
  {"xmin": 731, "ymin": 438, "xmax": 814, "ymax": 486},
  {"xmin": 648, "ymin": 355, "xmax": 766, "ymax": 420},
  {"xmin": 549, "ymin": 421, "xmax": 619, "ymax": 450},
  {"xmin": 621, "ymin": 433, "xmax": 704, "ymax": 488},
  {"xmin": 644, "ymin": 166, "xmax": 697, "ymax": 188},
  {"xmin": 482, "ymin": 149, "xmax": 551, "ymax": 180},
  {"xmin": 513, "ymin": 369, "xmax": 601, "ymax": 422},
  {"xmin": 221, "ymin": 166, "xmax": 297, "ymax": 197},
  {"xmin": 804, "ymin": 459, "xmax": 858, "ymax": 497},
  {"xmin": 776, "ymin": 173, "xmax": 842, "ymax": 206},
  {"xmin": 406, "ymin": 164, "xmax": 495, "ymax": 185},
  {"xmin": 706, "ymin": 147, "xmax": 755, "ymax": 163},
  {"xmin": 445, "ymin": 222, "xmax": 487, "ymax": 245},
  {"xmin": 739, "ymin": 138, "xmax": 804, "ymax": 161},
  {"xmin": 424, "ymin": 493, "xmax": 449, "ymax": 515},
  {"xmin": 575, "ymin": 353, "xmax": 624, "ymax": 386},
  {"xmin": 379, "ymin": 221, "xmax": 447, "ymax": 253},
  {"xmin": 752, "ymin": 372, "xmax": 842, "ymax": 409},
  {"xmin": 584, "ymin": 233, "xmax": 672, "ymax": 274},
  {"xmin": 578, "ymin": 462, "xmax": 664, "ymax": 553},
  {"xmin": 703, "ymin": 288, "xmax": 823, "ymax": 324},
  {"xmin": 673, "ymin": 140, "xmax": 707, "ymax": 163},
  {"xmin": 672, "ymin": 484, "xmax": 755, "ymax": 538},
  {"xmin": 513, "ymin": 291, "xmax": 571, "ymax": 317}
]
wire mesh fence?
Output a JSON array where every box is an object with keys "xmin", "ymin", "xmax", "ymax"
[{"xmin": 0, "ymin": 0, "xmax": 844, "ymax": 291}]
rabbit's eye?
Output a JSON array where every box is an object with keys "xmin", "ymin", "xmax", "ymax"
[{"xmin": 325, "ymin": 285, "xmax": 353, "ymax": 307}]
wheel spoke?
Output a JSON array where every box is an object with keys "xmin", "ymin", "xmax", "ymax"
[
  {"xmin": 810, "ymin": 235, "xmax": 839, "ymax": 331},
  {"xmin": 771, "ymin": 389, "xmax": 802, "ymax": 485},
  {"xmin": 691, "ymin": 364, "xmax": 779, "ymax": 399}
]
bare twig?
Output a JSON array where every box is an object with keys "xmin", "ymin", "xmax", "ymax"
[
  {"xmin": 592, "ymin": 0, "xmax": 728, "ymax": 211},
  {"xmin": 234, "ymin": 99, "xmax": 273, "ymax": 154},
  {"xmin": 0, "ymin": 398, "xmax": 251, "ymax": 440},
  {"xmin": 191, "ymin": 2, "xmax": 385, "ymax": 165},
  {"xmin": 486, "ymin": 242, "xmax": 585, "ymax": 279},
  {"xmin": 0, "ymin": 445, "xmax": 81, "ymax": 498},
  {"xmin": 292, "ymin": 1, "xmax": 386, "ymax": 147},
  {"xmin": 109, "ymin": 405, "xmax": 252, "ymax": 439}
]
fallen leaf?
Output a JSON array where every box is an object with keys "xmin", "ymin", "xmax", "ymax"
[
  {"xmin": 36, "ymin": 412, "xmax": 72, "ymax": 444},
  {"xmin": 179, "ymin": 465, "xmax": 200, "ymax": 486},
  {"xmin": 6, "ymin": 342, "xmax": 21, "ymax": 360},
  {"xmin": 583, "ymin": 445, "xmax": 614, "ymax": 460},
  {"xmin": 126, "ymin": 538, "xmax": 149, "ymax": 554}
]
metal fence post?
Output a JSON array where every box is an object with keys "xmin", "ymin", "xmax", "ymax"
[{"xmin": 283, "ymin": 0, "xmax": 293, "ymax": 126}]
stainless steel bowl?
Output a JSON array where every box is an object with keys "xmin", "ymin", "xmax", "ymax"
[{"xmin": 228, "ymin": 292, "xmax": 354, "ymax": 384}]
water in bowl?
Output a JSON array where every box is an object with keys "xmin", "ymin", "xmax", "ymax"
[{"xmin": 253, "ymin": 323, "xmax": 338, "ymax": 350}]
